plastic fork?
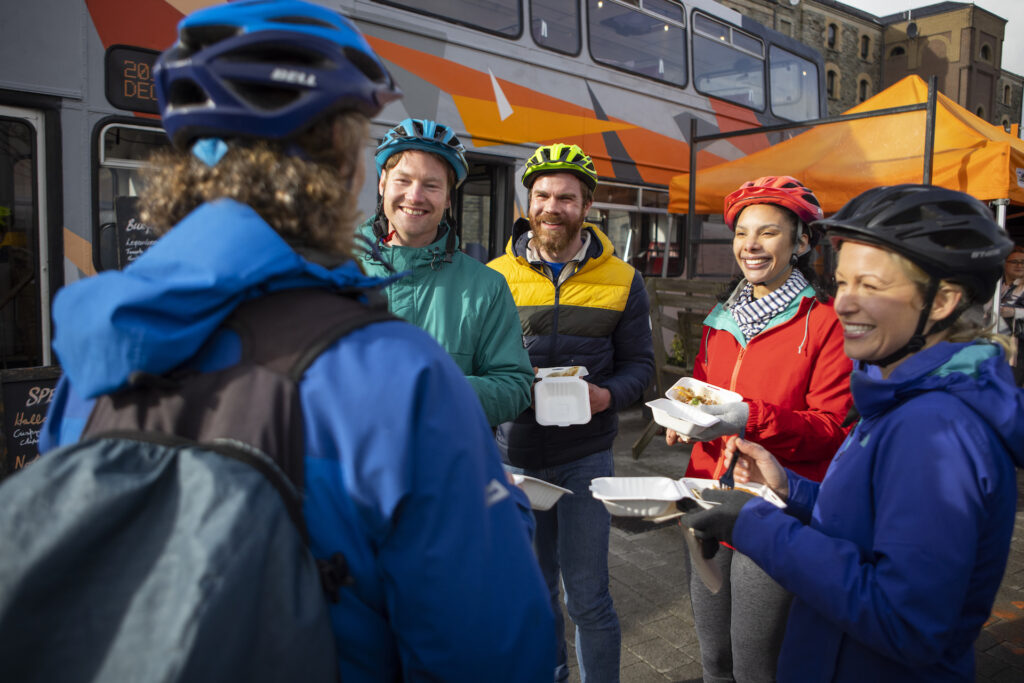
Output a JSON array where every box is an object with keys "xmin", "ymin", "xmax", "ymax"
[{"xmin": 718, "ymin": 454, "xmax": 739, "ymax": 490}]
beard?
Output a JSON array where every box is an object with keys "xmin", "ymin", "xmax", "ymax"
[{"xmin": 529, "ymin": 212, "xmax": 585, "ymax": 256}]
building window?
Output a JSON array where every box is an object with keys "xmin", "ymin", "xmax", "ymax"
[
  {"xmin": 859, "ymin": 79, "xmax": 869, "ymax": 102},
  {"xmin": 827, "ymin": 69, "xmax": 837, "ymax": 99},
  {"xmin": 826, "ymin": 23, "xmax": 837, "ymax": 49},
  {"xmin": 1005, "ymin": 84, "xmax": 1012, "ymax": 105},
  {"xmin": 860, "ymin": 35, "xmax": 870, "ymax": 60},
  {"xmin": 980, "ymin": 44, "xmax": 991, "ymax": 62},
  {"xmin": 890, "ymin": 45, "xmax": 905, "ymax": 57},
  {"xmin": 1003, "ymin": 116, "xmax": 1012, "ymax": 132}
]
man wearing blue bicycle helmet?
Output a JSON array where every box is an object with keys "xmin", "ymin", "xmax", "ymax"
[
  {"xmin": 358, "ymin": 118, "xmax": 534, "ymax": 427},
  {"xmin": 38, "ymin": 2, "xmax": 554, "ymax": 681}
]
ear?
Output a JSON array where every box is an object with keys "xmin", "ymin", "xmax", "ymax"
[
  {"xmin": 794, "ymin": 227, "xmax": 811, "ymax": 257},
  {"xmin": 377, "ymin": 171, "xmax": 387, "ymax": 196},
  {"xmin": 929, "ymin": 282, "xmax": 964, "ymax": 322}
]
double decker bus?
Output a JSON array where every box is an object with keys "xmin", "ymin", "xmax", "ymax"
[{"xmin": 0, "ymin": 0, "xmax": 824, "ymax": 371}]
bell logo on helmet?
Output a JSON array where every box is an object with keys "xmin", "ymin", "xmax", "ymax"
[
  {"xmin": 973, "ymin": 248, "xmax": 1003, "ymax": 258},
  {"xmin": 270, "ymin": 68, "xmax": 318, "ymax": 87}
]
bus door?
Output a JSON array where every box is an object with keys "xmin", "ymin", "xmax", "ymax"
[
  {"xmin": 0, "ymin": 106, "xmax": 51, "ymax": 369},
  {"xmin": 458, "ymin": 157, "xmax": 514, "ymax": 263}
]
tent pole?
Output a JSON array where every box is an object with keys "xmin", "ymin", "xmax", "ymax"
[
  {"xmin": 686, "ymin": 117, "xmax": 698, "ymax": 279},
  {"xmin": 923, "ymin": 76, "xmax": 937, "ymax": 184},
  {"xmin": 993, "ymin": 198, "xmax": 1009, "ymax": 229},
  {"xmin": 991, "ymin": 198, "xmax": 1010, "ymax": 329}
]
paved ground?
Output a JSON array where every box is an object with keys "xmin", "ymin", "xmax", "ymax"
[{"xmin": 558, "ymin": 404, "xmax": 1024, "ymax": 682}]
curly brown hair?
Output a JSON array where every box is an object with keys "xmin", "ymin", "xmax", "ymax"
[{"xmin": 139, "ymin": 112, "xmax": 369, "ymax": 259}]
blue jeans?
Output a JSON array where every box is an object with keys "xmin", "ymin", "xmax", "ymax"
[{"xmin": 507, "ymin": 450, "xmax": 621, "ymax": 683}]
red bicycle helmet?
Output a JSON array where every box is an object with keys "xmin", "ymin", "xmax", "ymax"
[{"xmin": 723, "ymin": 176, "xmax": 824, "ymax": 234}]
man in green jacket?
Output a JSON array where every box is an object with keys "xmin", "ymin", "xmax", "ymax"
[{"xmin": 357, "ymin": 118, "xmax": 532, "ymax": 427}]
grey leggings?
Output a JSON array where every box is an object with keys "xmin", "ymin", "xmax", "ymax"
[{"xmin": 685, "ymin": 543, "xmax": 792, "ymax": 683}]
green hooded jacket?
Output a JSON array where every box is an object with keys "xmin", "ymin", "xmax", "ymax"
[{"xmin": 357, "ymin": 219, "xmax": 533, "ymax": 426}]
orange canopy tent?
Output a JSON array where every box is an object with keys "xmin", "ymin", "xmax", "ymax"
[{"xmin": 668, "ymin": 75, "xmax": 1024, "ymax": 216}]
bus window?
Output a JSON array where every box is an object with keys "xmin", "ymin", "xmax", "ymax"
[
  {"xmin": 458, "ymin": 159, "xmax": 513, "ymax": 263},
  {"xmin": 0, "ymin": 115, "xmax": 42, "ymax": 368},
  {"xmin": 692, "ymin": 13, "xmax": 765, "ymax": 111},
  {"xmin": 587, "ymin": 0, "xmax": 687, "ymax": 87},
  {"xmin": 769, "ymin": 45, "xmax": 820, "ymax": 121},
  {"xmin": 589, "ymin": 184, "xmax": 681, "ymax": 276},
  {"xmin": 374, "ymin": 0, "xmax": 522, "ymax": 37},
  {"xmin": 95, "ymin": 123, "xmax": 168, "ymax": 270},
  {"xmin": 531, "ymin": 0, "xmax": 581, "ymax": 55}
]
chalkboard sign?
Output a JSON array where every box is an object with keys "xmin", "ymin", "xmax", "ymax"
[
  {"xmin": 115, "ymin": 196, "xmax": 158, "ymax": 267},
  {"xmin": 0, "ymin": 366, "xmax": 61, "ymax": 477}
]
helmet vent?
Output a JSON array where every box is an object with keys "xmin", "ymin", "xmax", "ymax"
[
  {"xmin": 344, "ymin": 46, "xmax": 386, "ymax": 83},
  {"xmin": 231, "ymin": 82, "xmax": 301, "ymax": 110},
  {"xmin": 167, "ymin": 79, "xmax": 209, "ymax": 107},
  {"xmin": 926, "ymin": 228, "xmax": 993, "ymax": 250},
  {"xmin": 269, "ymin": 15, "xmax": 337, "ymax": 29},
  {"xmin": 223, "ymin": 43, "xmax": 324, "ymax": 68},
  {"xmin": 181, "ymin": 24, "xmax": 241, "ymax": 52}
]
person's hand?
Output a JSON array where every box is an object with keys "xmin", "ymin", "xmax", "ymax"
[
  {"xmin": 669, "ymin": 402, "xmax": 749, "ymax": 443},
  {"xmin": 678, "ymin": 488, "xmax": 754, "ymax": 558},
  {"xmin": 722, "ymin": 436, "xmax": 789, "ymax": 500},
  {"xmin": 1001, "ymin": 306, "xmax": 1014, "ymax": 318},
  {"xmin": 587, "ymin": 382, "xmax": 612, "ymax": 415},
  {"xmin": 666, "ymin": 428, "xmax": 689, "ymax": 446}
]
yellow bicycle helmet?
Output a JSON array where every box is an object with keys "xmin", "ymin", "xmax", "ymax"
[{"xmin": 521, "ymin": 143, "xmax": 598, "ymax": 191}]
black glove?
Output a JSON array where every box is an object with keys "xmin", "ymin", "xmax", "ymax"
[{"xmin": 678, "ymin": 488, "xmax": 755, "ymax": 556}]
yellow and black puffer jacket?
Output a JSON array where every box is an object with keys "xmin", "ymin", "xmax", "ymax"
[{"xmin": 488, "ymin": 220, "xmax": 655, "ymax": 468}]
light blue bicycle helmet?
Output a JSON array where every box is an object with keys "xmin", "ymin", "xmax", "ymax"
[
  {"xmin": 374, "ymin": 118, "xmax": 469, "ymax": 187},
  {"xmin": 155, "ymin": 0, "xmax": 401, "ymax": 149}
]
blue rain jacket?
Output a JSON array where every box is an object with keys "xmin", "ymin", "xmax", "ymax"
[
  {"xmin": 40, "ymin": 199, "xmax": 555, "ymax": 682},
  {"xmin": 733, "ymin": 341, "xmax": 1024, "ymax": 682}
]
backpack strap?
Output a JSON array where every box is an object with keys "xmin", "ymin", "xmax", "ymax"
[
  {"xmin": 84, "ymin": 287, "xmax": 396, "ymax": 490},
  {"xmin": 225, "ymin": 287, "xmax": 396, "ymax": 381}
]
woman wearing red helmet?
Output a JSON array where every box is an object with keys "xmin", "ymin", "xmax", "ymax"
[{"xmin": 666, "ymin": 176, "xmax": 853, "ymax": 682}]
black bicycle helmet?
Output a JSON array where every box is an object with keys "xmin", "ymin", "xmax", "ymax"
[{"xmin": 814, "ymin": 184, "xmax": 1012, "ymax": 366}]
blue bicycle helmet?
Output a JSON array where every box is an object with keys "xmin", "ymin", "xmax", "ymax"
[
  {"xmin": 155, "ymin": 0, "xmax": 401, "ymax": 149},
  {"xmin": 374, "ymin": 118, "xmax": 469, "ymax": 187}
]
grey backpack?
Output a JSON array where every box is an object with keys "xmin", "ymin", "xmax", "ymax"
[{"xmin": 0, "ymin": 288, "xmax": 394, "ymax": 682}]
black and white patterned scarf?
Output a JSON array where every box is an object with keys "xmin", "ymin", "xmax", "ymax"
[{"xmin": 730, "ymin": 269, "xmax": 809, "ymax": 340}]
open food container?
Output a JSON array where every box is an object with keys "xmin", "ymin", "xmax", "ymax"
[
  {"xmin": 651, "ymin": 378, "xmax": 744, "ymax": 436},
  {"xmin": 589, "ymin": 476, "xmax": 785, "ymax": 519},
  {"xmin": 666, "ymin": 377, "xmax": 742, "ymax": 407},
  {"xmin": 535, "ymin": 366, "xmax": 591, "ymax": 427},
  {"xmin": 588, "ymin": 477, "xmax": 686, "ymax": 518},
  {"xmin": 511, "ymin": 474, "xmax": 572, "ymax": 511}
]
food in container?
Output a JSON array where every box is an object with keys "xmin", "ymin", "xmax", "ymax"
[{"xmin": 666, "ymin": 377, "xmax": 742, "ymax": 407}]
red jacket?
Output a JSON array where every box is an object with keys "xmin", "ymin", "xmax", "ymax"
[{"xmin": 686, "ymin": 289, "xmax": 852, "ymax": 482}]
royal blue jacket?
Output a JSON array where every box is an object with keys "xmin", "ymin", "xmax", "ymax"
[
  {"xmin": 40, "ymin": 199, "xmax": 556, "ymax": 682},
  {"xmin": 733, "ymin": 342, "xmax": 1024, "ymax": 682}
]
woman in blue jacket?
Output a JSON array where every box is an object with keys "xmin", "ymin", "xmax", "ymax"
[
  {"xmin": 680, "ymin": 185, "xmax": 1024, "ymax": 682},
  {"xmin": 39, "ymin": 2, "xmax": 554, "ymax": 681}
]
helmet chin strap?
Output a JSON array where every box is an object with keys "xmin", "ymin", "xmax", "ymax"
[{"xmin": 867, "ymin": 278, "xmax": 960, "ymax": 369}]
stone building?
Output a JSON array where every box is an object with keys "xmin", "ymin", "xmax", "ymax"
[{"xmin": 715, "ymin": 0, "xmax": 1023, "ymax": 130}]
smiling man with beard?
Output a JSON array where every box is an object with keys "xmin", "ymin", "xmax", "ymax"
[{"xmin": 489, "ymin": 143, "xmax": 655, "ymax": 683}]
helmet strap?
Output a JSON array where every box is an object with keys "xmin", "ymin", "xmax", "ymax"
[
  {"xmin": 371, "ymin": 195, "xmax": 390, "ymax": 241},
  {"xmin": 868, "ymin": 278, "xmax": 942, "ymax": 369}
]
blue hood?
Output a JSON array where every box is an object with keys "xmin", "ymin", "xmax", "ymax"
[
  {"xmin": 52, "ymin": 199, "xmax": 387, "ymax": 398},
  {"xmin": 851, "ymin": 342, "xmax": 1024, "ymax": 467}
]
